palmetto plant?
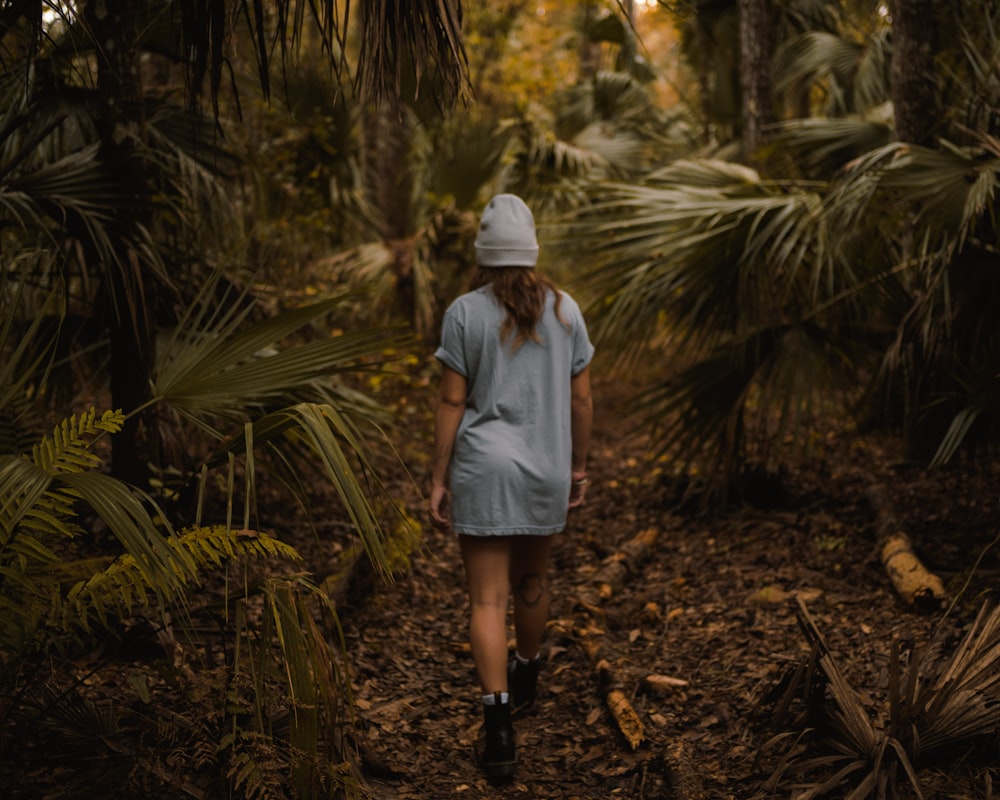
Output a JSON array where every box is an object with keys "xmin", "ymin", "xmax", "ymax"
[
  {"xmin": 563, "ymin": 0, "xmax": 1000, "ymax": 502},
  {"xmin": 759, "ymin": 599, "xmax": 1000, "ymax": 799},
  {"xmin": 565, "ymin": 158, "xmax": 853, "ymax": 499}
]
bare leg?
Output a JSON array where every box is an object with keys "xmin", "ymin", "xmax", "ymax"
[
  {"xmin": 509, "ymin": 535, "xmax": 553, "ymax": 660},
  {"xmin": 459, "ymin": 534, "xmax": 512, "ymax": 694}
]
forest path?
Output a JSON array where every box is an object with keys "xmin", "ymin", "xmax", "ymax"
[{"xmin": 343, "ymin": 373, "xmax": 998, "ymax": 799}]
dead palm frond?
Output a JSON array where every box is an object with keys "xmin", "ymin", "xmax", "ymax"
[
  {"xmin": 352, "ymin": 0, "xmax": 470, "ymax": 111},
  {"xmin": 761, "ymin": 599, "xmax": 1000, "ymax": 799},
  {"xmin": 898, "ymin": 603, "xmax": 1000, "ymax": 762}
]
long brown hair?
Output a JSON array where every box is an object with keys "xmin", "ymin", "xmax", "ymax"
[{"xmin": 470, "ymin": 267, "xmax": 567, "ymax": 350}]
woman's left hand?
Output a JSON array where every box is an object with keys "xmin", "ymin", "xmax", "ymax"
[
  {"xmin": 429, "ymin": 483, "xmax": 451, "ymax": 530},
  {"xmin": 568, "ymin": 472, "xmax": 589, "ymax": 509}
]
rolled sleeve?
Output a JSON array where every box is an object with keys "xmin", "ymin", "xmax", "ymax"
[{"xmin": 434, "ymin": 303, "xmax": 468, "ymax": 377}]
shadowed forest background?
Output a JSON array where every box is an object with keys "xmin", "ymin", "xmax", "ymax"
[{"xmin": 1, "ymin": 1, "xmax": 1000, "ymax": 798}]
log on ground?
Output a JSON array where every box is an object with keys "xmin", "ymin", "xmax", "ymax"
[
  {"xmin": 574, "ymin": 526, "xmax": 662, "ymax": 750},
  {"xmin": 866, "ymin": 483, "xmax": 947, "ymax": 612}
]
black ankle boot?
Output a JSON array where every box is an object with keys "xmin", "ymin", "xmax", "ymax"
[
  {"xmin": 482, "ymin": 692, "xmax": 516, "ymax": 781},
  {"xmin": 508, "ymin": 657, "xmax": 541, "ymax": 712}
]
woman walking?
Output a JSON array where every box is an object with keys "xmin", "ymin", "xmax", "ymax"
[{"xmin": 429, "ymin": 194, "xmax": 594, "ymax": 781}]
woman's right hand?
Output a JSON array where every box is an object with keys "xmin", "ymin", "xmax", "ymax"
[{"xmin": 429, "ymin": 483, "xmax": 451, "ymax": 530}]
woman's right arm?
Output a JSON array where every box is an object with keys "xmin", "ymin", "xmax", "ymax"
[{"xmin": 569, "ymin": 365, "xmax": 593, "ymax": 508}]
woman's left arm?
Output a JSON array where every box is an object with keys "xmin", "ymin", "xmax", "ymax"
[{"xmin": 430, "ymin": 366, "xmax": 467, "ymax": 529}]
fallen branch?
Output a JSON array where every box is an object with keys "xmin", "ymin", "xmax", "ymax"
[
  {"xmin": 867, "ymin": 483, "xmax": 947, "ymax": 612},
  {"xmin": 576, "ymin": 526, "xmax": 661, "ymax": 608},
  {"xmin": 574, "ymin": 526, "xmax": 661, "ymax": 750}
]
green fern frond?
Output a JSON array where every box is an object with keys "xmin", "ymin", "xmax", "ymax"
[
  {"xmin": 58, "ymin": 526, "xmax": 302, "ymax": 633},
  {"xmin": 18, "ymin": 494, "xmax": 85, "ymax": 539},
  {"xmin": 221, "ymin": 730, "xmax": 287, "ymax": 800},
  {"xmin": 3, "ymin": 409, "xmax": 126, "ymax": 543},
  {"xmin": 174, "ymin": 526, "xmax": 302, "ymax": 567},
  {"xmin": 31, "ymin": 409, "xmax": 124, "ymax": 475}
]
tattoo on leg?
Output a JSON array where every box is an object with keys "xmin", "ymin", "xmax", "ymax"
[{"xmin": 514, "ymin": 572, "xmax": 547, "ymax": 608}]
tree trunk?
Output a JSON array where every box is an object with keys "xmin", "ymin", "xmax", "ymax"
[
  {"xmin": 86, "ymin": 0, "xmax": 155, "ymax": 483},
  {"xmin": 579, "ymin": 1, "xmax": 602, "ymax": 81},
  {"xmin": 738, "ymin": 0, "xmax": 774, "ymax": 163},
  {"xmin": 888, "ymin": 0, "xmax": 939, "ymax": 146}
]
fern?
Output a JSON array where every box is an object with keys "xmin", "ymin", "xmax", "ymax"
[
  {"xmin": 59, "ymin": 526, "xmax": 302, "ymax": 633},
  {"xmin": 0, "ymin": 408, "xmax": 305, "ymax": 651},
  {"xmin": 221, "ymin": 730, "xmax": 288, "ymax": 800},
  {"xmin": 0, "ymin": 407, "xmax": 362, "ymax": 797},
  {"xmin": 0, "ymin": 409, "xmax": 125, "ymax": 545},
  {"xmin": 30, "ymin": 409, "xmax": 123, "ymax": 474},
  {"xmin": 24, "ymin": 410, "xmax": 123, "ymax": 539}
]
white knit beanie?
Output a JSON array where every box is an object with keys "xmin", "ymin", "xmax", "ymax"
[{"xmin": 474, "ymin": 194, "xmax": 539, "ymax": 268}]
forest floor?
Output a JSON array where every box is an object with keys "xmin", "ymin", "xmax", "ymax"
[
  {"xmin": 7, "ymin": 355, "xmax": 1000, "ymax": 800},
  {"xmin": 342, "ymin": 362, "xmax": 1000, "ymax": 800}
]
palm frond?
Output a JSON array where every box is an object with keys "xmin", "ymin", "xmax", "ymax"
[
  {"xmin": 352, "ymin": 0, "xmax": 470, "ymax": 111},
  {"xmin": 910, "ymin": 603, "xmax": 1000, "ymax": 760},
  {"xmin": 572, "ymin": 171, "xmax": 832, "ymax": 357},
  {"xmin": 853, "ymin": 28, "xmax": 892, "ymax": 112},
  {"xmin": 774, "ymin": 31, "xmax": 868, "ymax": 116},
  {"xmin": 774, "ymin": 25, "xmax": 891, "ymax": 118},
  {"xmin": 0, "ymin": 279, "xmax": 58, "ymax": 454},
  {"xmin": 766, "ymin": 600, "xmax": 1000, "ymax": 797},
  {"xmin": 154, "ymin": 279, "xmax": 407, "ymax": 424},
  {"xmin": 830, "ymin": 141, "xmax": 1000, "ymax": 262},
  {"xmin": 770, "ymin": 115, "xmax": 893, "ymax": 177},
  {"xmin": 207, "ymin": 402, "xmax": 397, "ymax": 578}
]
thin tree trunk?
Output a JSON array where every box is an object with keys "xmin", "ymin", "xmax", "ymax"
[
  {"xmin": 579, "ymin": 1, "xmax": 601, "ymax": 81},
  {"xmin": 738, "ymin": 0, "xmax": 774, "ymax": 163},
  {"xmin": 87, "ymin": 0, "xmax": 155, "ymax": 483},
  {"xmin": 888, "ymin": 0, "xmax": 939, "ymax": 147}
]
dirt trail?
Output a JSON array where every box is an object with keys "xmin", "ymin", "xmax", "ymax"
[{"xmin": 345, "ymin": 375, "xmax": 1000, "ymax": 799}]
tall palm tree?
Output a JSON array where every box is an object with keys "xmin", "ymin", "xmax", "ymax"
[
  {"xmin": 1, "ymin": 0, "xmax": 470, "ymax": 480},
  {"xmin": 738, "ymin": 0, "xmax": 775, "ymax": 161}
]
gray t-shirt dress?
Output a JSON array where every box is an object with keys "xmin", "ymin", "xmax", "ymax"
[{"xmin": 434, "ymin": 286, "xmax": 595, "ymax": 536}]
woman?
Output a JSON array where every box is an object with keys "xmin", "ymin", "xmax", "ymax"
[{"xmin": 429, "ymin": 194, "xmax": 594, "ymax": 781}]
